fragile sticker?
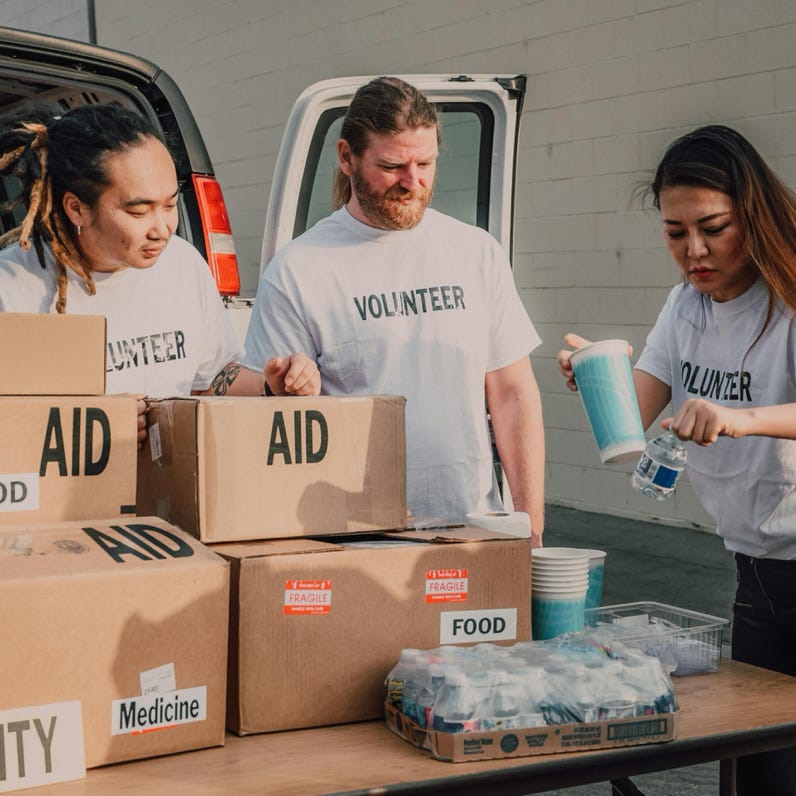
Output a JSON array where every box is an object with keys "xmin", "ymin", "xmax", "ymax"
[
  {"xmin": 283, "ymin": 579, "xmax": 332, "ymax": 614},
  {"xmin": 425, "ymin": 568, "xmax": 468, "ymax": 603}
]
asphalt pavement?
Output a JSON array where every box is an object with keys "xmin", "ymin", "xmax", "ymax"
[{"xmin": 536, "ymin": 503, "xmax": 739, "ymax": 796}]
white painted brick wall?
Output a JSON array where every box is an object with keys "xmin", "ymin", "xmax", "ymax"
[
  {"xmin": 3, "ymin": 0, "xmax": 796, "ymax": 531},
  {"xmin": 0, "ymin": 0, "xmax": 89, "ymax": 41}
]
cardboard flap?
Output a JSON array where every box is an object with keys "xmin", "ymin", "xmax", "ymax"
[
  {"xmin": 389, "ymin": 525, "xmax": 528, "ymax": 544},
  {"xmin": 213, "ymin": 537, "xmax": 343, "ymax": 561}
]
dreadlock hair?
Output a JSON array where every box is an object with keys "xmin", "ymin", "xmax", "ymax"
[
  {"xmin": 647, "ymin": 124, "xmax": 796, "ymax": 326},
  {"xmin": 0, "ymin": 103, "xmax": 166, "ymax": 312},
  {"xmin": 332, "ymin": 77, "xmax": 440, "ymax": 209}
]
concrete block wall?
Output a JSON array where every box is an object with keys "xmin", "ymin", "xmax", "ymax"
[
  {"xmin": 4, "ymin": 0, "xmax": 796, "ymax": 530},
  {"xmin": 0, "ymin": 0, "xmax": 89, "ymax": 42}
]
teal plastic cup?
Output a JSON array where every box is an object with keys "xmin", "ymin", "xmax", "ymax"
[
  {"xmin": 570, "ymin": 339, "xmax": 645, "ymax": 464},
  {"xmin": 584, "ymin": 549, "xmax": 607, "ymax": 610},
  {"xmin": 531, "ymin": 591, "xmax": 586, "ymax": 640}
]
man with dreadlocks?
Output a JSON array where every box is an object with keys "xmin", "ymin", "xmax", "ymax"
[
  {"xmin": 0, "ymin": 104, "xmax": 318, "ymax": 429},
  {"xmin": 243, "ymin": 77, "xmax": 545, "ymax": 544}
]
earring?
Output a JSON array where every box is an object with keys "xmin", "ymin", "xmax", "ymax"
[{"xmin": 76, "ymin": 224, "xmax": 81, "ymax": 236}]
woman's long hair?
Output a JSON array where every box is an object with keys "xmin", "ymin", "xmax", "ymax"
[{"xmin": 648, "ymin": 124, "xmax": 796, "ymax": 327}]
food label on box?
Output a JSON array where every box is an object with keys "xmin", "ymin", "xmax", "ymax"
[
  {"xmin": 439, "ymin": 608, "xmax": 518, "ymax": 644},
  {"xmin": 283, "ymin": 579, "xmax": 332, "ymax": 614},
  {"xmin": 0, "ymin": 472, "xmax": 39, "ymax": 513},
  {"xmin": 0, "ymin": 701, "xmax": 85, "ymax": 792},
  {"xmin": 425, "ymin": 568, "xmax": 468, "ymax": 603},
  {"xmin": 111, "ymin": 686, "xmax": 207, "ymax": 735}
]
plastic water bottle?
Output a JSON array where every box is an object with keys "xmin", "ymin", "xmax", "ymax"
[
  {"xmin": 631, "ymin": 432, "xmax": 687, "ymax": 500},
  {"xmin": 480, "ymin": 670, "xmax": 521, "ymax": 730},
  {"xmin": 385, "ymin": 649, "xmax": 425, "ymax": 716},
  {"xmin": 431, "ymin": 670, "xmax": 479, "ymax": 733},
  {"xmin": 415, "ymin": 662, "xmax": 449, "ymax": 728}
]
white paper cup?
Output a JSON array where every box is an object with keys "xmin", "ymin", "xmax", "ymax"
[
  {"xmin": 533, "ymin": 547, "xmax": 591, "ymax": 562},
  {"xmin": 569, "ymin": 340, "xmax": 646, "ymax": 464},
  {"xmin": 532, "ymin": 575, "xmax": 589, "ymax": 587}
]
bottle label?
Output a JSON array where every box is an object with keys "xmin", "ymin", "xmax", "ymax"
[
  {"xmin": 636, "ymin": 455, "xmax": 680, "ymax": 489},
  {"xmin": 650, "ymin": 462, "xmax": 679, "ymax": 488}
]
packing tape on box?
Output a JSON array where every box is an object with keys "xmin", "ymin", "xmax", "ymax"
[{"xmin": 465, "ymin": 511, "xmax": 531, "ymax": 538}]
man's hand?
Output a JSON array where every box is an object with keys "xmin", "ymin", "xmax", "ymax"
[
  {"xmin": 134, "ymin": 395, "xmax": 147, "ymax": 450},
  {"xmin": 264, "ymin": 353, "xmax": 320, "ymax": 396}
]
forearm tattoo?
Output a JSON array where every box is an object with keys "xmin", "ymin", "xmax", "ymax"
[{"xmin": 210, "ymin": 364, "xmax": 241, "ymax": 395}]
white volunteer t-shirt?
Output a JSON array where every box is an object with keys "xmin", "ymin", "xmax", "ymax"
[
  {"xmin": 635, "ymin": 279, "xmax": 796, "ymax": 559},
  {"xmin": 244, "ymin": 207, "xmax": 541, "ymax": 522},
  {"xmin": 0, "ymin": 235, "xmax": 243, "ymax": 397}
]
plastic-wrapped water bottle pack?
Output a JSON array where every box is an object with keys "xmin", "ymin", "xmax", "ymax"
[{"xmin": 386, "ymin": 636, "xmax": 678, "ymax": 734}]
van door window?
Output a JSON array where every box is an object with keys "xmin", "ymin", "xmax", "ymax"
[{"xmin": 294, "ymin": 102, "xmax": 495, "ymax": 238}]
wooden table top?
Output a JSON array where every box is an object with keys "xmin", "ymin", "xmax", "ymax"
[{"xmin": 23, "ymin": 659, "xmax": 796, "ymax": 796}]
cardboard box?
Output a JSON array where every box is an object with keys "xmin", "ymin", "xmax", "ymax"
[
  {"xmin": 385, "ymin": 702, "xmax": 677, "ymax": 762},
  {"xmin": 217, "ymin": 526, "xmax": 531, "ymax": 734},
  {"xmin": 137, "ymin": 395, "xmax": 406, "ymax": 542},
  {"xmin": 0, "ymin": 517, "xmax": 230, "ymax": 769},
  {"xmin": 0, "ymin": 312, "xmax": 106, "ymax": 395},
  {"xmin": 0, "ymin": 395, "xmax": 137, "ymax": 525}
]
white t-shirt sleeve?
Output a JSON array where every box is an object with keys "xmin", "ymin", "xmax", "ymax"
[
  {"xmin": 634, "ymin": 285, "xmax": 680, "ymax": 387},
  {"xmin": 485, "ymin": 236, "xmax": 541, "ymax": 371},
  {"xmin": 242, "ymin": 254, "xmax": 318, "ymax": 372}
]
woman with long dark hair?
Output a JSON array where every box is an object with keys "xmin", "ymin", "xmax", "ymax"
[{"xmin": 561, "ymin": 125, "xmax": 796, "ymax": 795}]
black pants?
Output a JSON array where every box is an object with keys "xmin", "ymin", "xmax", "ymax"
[{"xmin": 732, "ymin": 553, "xmax": 796, "ymax": 796}]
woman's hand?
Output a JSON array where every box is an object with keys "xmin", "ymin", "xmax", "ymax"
[
  {"xmin": 264, "ymin": 353, "xmax": 320, "ymax": 396},
  {"xmin": 556, "ymin": 333, "xmax": 593, "ymax": 392},
  {"xmin": 664, "ymin": 399, "xmax": 746, "ymax": 446}
]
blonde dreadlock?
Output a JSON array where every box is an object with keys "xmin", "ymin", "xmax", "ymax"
[{"xmin": 0, "ymin": 121, "xmax": 95, "ymax": 312}]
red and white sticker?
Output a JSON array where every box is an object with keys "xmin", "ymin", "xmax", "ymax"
[
  {"xmin": 425, "ymin": 568, "xmax": 468, "ymax": 603},
  {"xmin": 283, "ymin": 579, "xmax": 332, "ymax": 614}
]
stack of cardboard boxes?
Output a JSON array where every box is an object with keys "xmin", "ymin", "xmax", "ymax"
[
  {"xmin": 0, "ymin": 314, "xmax": 229, "ymax": 789},
  {"xmin": 0, "ymin": 313, "xmax": 532, "ymax": 787},
  {"xmin": 137, "ymin": 390, "xmax": 533, "ymax": 735}
]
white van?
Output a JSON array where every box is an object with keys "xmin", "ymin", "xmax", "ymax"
[{"xmin": 0, "ymin": 28, "xmax": 525, "ymax": 315}]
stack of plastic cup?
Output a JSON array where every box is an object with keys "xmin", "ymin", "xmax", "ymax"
[
  {"xmin": 584, "ymin": 549, "xmax": 607, "ymax": 610},
  {"xmin": 531, "ymin": 548, "xmax": 590, "ymax": 640}
]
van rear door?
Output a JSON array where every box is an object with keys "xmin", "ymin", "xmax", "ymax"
[
  {"xmin": 259, "ymin": 74, "xmax": 526, "ymax": 274},
  {"xmin": 0, "ymin": 26, "xmax": 240, "ymax": 295}
]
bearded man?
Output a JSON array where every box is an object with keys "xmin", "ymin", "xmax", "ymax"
[{"xmin": 242, "ymin": 77, "xmax": 545, "ymax": 545}]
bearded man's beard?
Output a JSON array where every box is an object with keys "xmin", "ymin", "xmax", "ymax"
[{"xmin": 352, "ymin": 169, "xmax": 433, "ymax": 230}]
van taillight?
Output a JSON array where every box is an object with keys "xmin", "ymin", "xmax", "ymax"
[{"xmin": 192, "ymin": 174, "xmax": 240, "ymax": 296}]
